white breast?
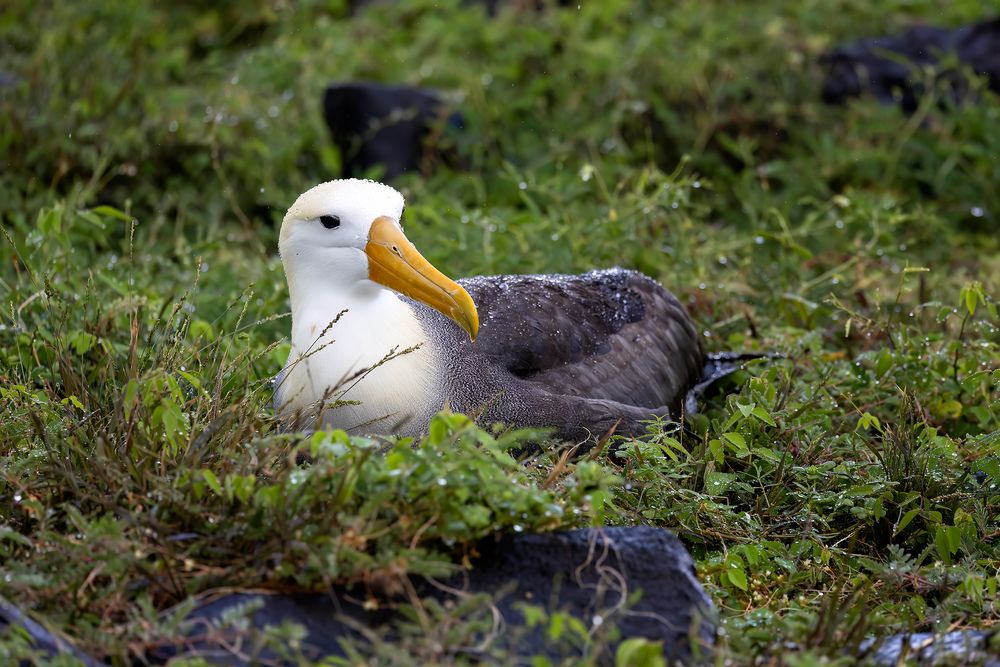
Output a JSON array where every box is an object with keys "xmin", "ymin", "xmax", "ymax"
[{"xmin": 276, "ymin": 290, "xmax": 442, "ymax": 435}]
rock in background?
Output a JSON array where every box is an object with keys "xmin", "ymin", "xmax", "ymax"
[
  {"xmin": 0, "ymin": 594, "xmax": 103, "ymax": 667},
  {"xmin": 323, "ymin": 82, "xmax": 465, "ymax": 181},
  {"xmin": 821, "ymin": 17, "xmax": 1000, "ymax": 112},
  {"xmin": 860, "ymin": 630, "xmax": 1000, "ymax": 666}
]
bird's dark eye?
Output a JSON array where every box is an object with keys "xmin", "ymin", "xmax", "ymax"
[{"xmin": 320, "ymin": 215, "xmax": 341, "ymax": 229}]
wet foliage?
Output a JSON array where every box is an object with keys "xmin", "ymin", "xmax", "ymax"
[{"xmin": 1, "ymin": 0, "xmax": 998, "ymax": 664}]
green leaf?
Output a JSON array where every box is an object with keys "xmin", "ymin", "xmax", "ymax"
[
  {"xmin": 462, "ymin": 504, "xmax": 491, "ymax": 528},
  {"xmin": 875, "ymin": 349, "xmax": 893, "ymax": 377},
  {"xmin": 741, "ymin": 544, "xmax": 762, "ymax": 566},
  {"xmin": 122, "ymin": 380, "xmax": 139, "ymax": 421},
  {"xmin": 90, "ymin": 205, "xmax": 133, "ymax": 222},
  {"xmin": 616, "ymin": 637, "xmax": 667, "ymax": 667},
  {"xmin": 189, "ymin": 318, "xmax": 216, "ymax": 342},
  {"xmin": 965, "ymin": 286, "xmax": 978, "ymax": 316},
  {"xmin": 202, "ymin": 470, "xmax": 222, "ymax": 496},
  {"xmin": 521, "ymin": 605, "xmax": 547, "ymax": 629},
  {"xmin": 934, "ymin": 526, "xmax": 953, "ymax": 564},
  {"xmin": 547, "ymin": 612, "xmax": 564, "ymax": 641},
  {"xmin": 846, "ymin": 483, "xmax": 880, "ymax": 497},
  {"xmin": 178, "ymin": 370, "xmax": 203, "ymax": 391},
  {"xmin": 0, "ymin": 526, "xmax": 33, "ymax": 547},
  {"xmin": 38, "ymin": 207, "xmax": 62, "ymax": 236},
  {"xmin": 930, "ymin": 399, "xmax": 963, "ymax": 420},
  {"xmin": 77, "ymin": 211, "xmax": 108, "ymax": 231},
  {"xmin": 751, "ymin": 406, "xmax": 776, "ymax": 427},
  {"xmin": 226, "ymin": 474, "xmax": 256, "ymax": 504},
  {"xmin": 857, "ymin": 412, "xmax": 882, "ymax": 432},
  {"xmin": 705, "ymin": 471, "xmax": 736, "ymax": 496},
  {"xmin": 708, "ymin": 438, "xmax": 724, "ymax": 463},
  {"xmin": 63, "ymin": 395, "xmax": 85, "ymax": 410},
  {"xmin": 722, "ymin": 432, "xmax": 748, "ymax": 452},
  {"xmin": 727, "ymin": 564, "xmax": 749, "ymax": 591},
  {"xmin": 959, "ymin": 281, "xmax": 987, "ymax": 317},
  {"xmin": 428, "ymin": 413, "xmax": 448, "ymax": 443},
  {"xmin": 752, "ymin": 447, "xmax": 781, "ymax": 462},
  {"xmin": 656, "ymin": 436, "xmax": 687, "ymax": 462},
  {"xmin": 895, "ymin": 508, "xmax": 921, "ymax": 536},
  {"xmin": 946, "ymin": 525, "xmax": 962, "ymax": 553},
  {"xmin": 67, "ymin": 330, "xmax": 97, "ymax": 355}
]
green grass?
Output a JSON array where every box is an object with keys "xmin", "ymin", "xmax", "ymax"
[{"xmin": 1, "ymin": 0, "xmax": 999, "ymax": 664}]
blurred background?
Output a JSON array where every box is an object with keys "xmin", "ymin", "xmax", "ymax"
[
  {"xmin": 3, "ymin": 2, "xmax": 997, "ymax": 246},
  {"xmin": 3, "ymin": 1, "xmax": 997, "ymax": 329}
]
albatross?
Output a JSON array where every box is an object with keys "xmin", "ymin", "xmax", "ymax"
[{"xmin": 275, "ymin": 179, "xmax": 705, "ymax": 442}]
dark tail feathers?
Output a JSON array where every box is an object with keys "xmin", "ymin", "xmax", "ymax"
[{"xmin": 684, "ymin": 352, "xmax": 778, "ymax": 415}]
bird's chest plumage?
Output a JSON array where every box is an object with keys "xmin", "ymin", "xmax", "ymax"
[{"xmin": 277, "ymin": 293, "xmax": 442, "ymax": 435}]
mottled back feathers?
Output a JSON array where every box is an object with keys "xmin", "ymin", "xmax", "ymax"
[{"xmin": 410, "ymin": 267, "xmax": 705, "ymax": 440}]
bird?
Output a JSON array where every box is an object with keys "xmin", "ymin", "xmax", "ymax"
[{"xmin": 274, "ymin": 179, "xmax": 706, "ymax": 443}]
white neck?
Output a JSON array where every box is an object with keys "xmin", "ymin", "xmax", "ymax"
[{"xmin": 278, "ymin": 270, "xmax": 440, "ymax": 435}]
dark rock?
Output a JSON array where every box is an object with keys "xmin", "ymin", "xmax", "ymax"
[
  {"xmin": 0, "ymin": 594, "xmax": 104, "ymax": 667},
  {"xmin": 476, "ymin": 0, "xmax": 576, "ymax": 16},
  {"xmin": 149, "ymin": 527, "xmax": 715, "ymax": 664},
  {"xmin": 685, "ymin": 352, "xmax": 771, "ymax": 415},
  {"xmin": 322, "ymin": 82, "xmax": 464, "ymax": 181},
  {"xmin": 349, "ymin": 0, "xmax": 572, "ymax": 17},
  {"xmin": 859, "ymin": 629, "xmax": 1000, "ymax": 666},
  {"xmin": 821, "ymin": 17, "xmax": 1000, "ymax": 112}
]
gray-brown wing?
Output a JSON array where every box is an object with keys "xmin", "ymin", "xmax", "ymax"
[{"xmin": 459, "ymin": 268, "xmax": 704, "ymax": 414}]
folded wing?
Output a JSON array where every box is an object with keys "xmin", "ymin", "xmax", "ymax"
[{"xmin": 460, "ymin": 268, "xmax": 704, "ymax": 415}]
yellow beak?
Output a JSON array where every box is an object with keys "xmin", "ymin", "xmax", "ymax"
[{"xmin": 365, "ymin": 216, "xmax": 479, "ymax": 341}]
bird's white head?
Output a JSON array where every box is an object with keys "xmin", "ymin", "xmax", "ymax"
[{"xmin": 279, "ymin": 179, "xmax": 478, "ymax": 340}]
